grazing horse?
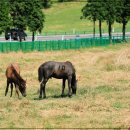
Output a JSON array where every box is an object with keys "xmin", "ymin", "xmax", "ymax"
[
  {"xmin": 5, "ymin": 63, "xmax": 26, "ymax": 98},
  {"xmin": 38, "ymin": 61, "xmax": 77, "ymax": 99}
]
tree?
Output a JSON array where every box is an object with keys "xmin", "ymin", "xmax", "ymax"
[
  {"xmin": 81, "ymin": 0, "xmax": 98, "ymax": 37},
  {"xmin": 28, "ymin": 10, "xmax": 45, "ymax": 41},
  {"xmin": 0, "ymin": 0, "xmax": 11, "ymax": 34},
  {"xmin": 104, "ymin": 0, "xmax": 117, "ymax": 42},
  {"xmin": 26, "ymin": 0, "xmax": 45, "ymax": 41},
  {"xmin": 96, "ymin": 1, "xmax": 106, "ymax": 37},
  {"xmin": 81, "ymin": 0, "xmax": 117, "ymax": 41},
  {"xmin": 116, "ymin": 0, "xmax": 130, "ymax": 41},
  {"xmin": 81, "ymin": 0, "xmax": 106, "ymax": 38},
  {"xmin": 9, "ymin": 0, "xmax": 27, "ymax": 41},
  {"xmin": 9, "ymin": 0, "xmax": 27, "ymax": 30},
  {"xmin": 9, "ymin": 0, "xmax": 45, "ymax": 42}
]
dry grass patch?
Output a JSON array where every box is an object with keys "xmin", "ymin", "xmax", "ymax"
[{"xmin": 1, "ymin": 44, "xmax": 130, "ymax": 128}]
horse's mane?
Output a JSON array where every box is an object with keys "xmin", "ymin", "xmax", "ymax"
[
  {"xmin": 11, "ymin": 64, "xmax": 25, "ymax": 84},
  {"xmin": 65, "ymin": 61, "xmax": 76, "ymax": 86},
  {"xmin": 65, "ymin": 61, "xmax": 76, "ymax": 73}
]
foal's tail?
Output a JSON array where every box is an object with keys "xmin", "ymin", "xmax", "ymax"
[{"xmin": 38, "ymin": 67, "xmax": 43, "ymax": 82}]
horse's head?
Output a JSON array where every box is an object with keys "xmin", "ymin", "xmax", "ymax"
[
  {"xmin": 19, "ymin": 80, "xmax": 27, "ymax": 97},
  {"xmin": 72, "ymin": 79, "xmax": 77, "ymax": 95}
]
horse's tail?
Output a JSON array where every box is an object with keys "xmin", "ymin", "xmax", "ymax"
[{"xmin": 38, "ymin": 66, "xmax": 44, "ymax": 82}]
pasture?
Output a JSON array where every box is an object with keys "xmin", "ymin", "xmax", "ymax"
[
  {"xmin": 0, "ymin": 43, "xmax": 130, "ymax": 128},
  {"xmin": 43, "ymin": 2, "xmax": 130, "ymax": 34}
]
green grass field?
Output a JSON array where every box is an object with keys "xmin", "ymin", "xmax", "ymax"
[
  {"xmin": 42, "ymin": 2, "xmax": 130, "ymax": 34},
  {"xmin": 0, "ymin": 43, "xmax": 130, "ymax": 128}
]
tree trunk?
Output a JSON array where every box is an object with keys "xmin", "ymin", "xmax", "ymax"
[
  {"xmin": 108, "ymin": 21, "xmax": 112, "ymax": 43},
  {"xmin": 19, "ymin": 29, "xmax": 22, "ymax": 42},
  {"xmin": 19, "ymin": 37, "xmax": 22, "ymax": 42},
  {"xmin": 32, "ymin": 32, "xmax": 35, "ymax": 41},
  {"xmin": 122, "ymin": 21, "xmax": 126, "ymax": 42},
  {"xmin": 93, "ymin": 20, "xmax": 95, "ymax": 38},
  {"xmin": 99, "ymin": 20, "xmax": 102, "ymax": 38}
]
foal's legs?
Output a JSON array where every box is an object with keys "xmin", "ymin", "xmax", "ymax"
[
  {"xmin": 68, "ymin": 76, "xmax": 72, "ymax": 97},
  {"xmin": 15, "ymin": 84, "xmax": 19, "ymax": 98},
  {"xmin": 39, "ymin": 78, "xmax": 48, "ymax": 99},
  {"xmin": 5, "ymin": 80, "xmax": 10, "ymax": 96},
  {"xmin": 61, "ymin": 79, "xmax": 66, "ymax": 97},
  {"xmin": 10, "ymin": 83, "xmax": 13, "ymax": 97}
]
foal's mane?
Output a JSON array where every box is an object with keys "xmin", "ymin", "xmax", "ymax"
[{"xmin": 11, "ymin": 64, "xmax": 25, "ymax": 84}]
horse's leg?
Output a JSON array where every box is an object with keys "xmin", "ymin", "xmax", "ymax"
[
  {"xmin": 15, "ymin": 84, "xmax": 19, "ymax": 98},
  {"xmin": 42, "ymin": 78, "xmax": 48, "ymax": 98},
  {"xmin": 10, "ymin": 83, "xmax": 13, "ymax": 97},
  {"xmin": 61, "ymin": 78, "xmax": 66, "ymax": 97},
  {"xmin": 5, "ymin": 80, "xmax": 9, "ymax": 96},
  {"xmin": 39, "ymin": 82, "xmax": 43, "ymax": 99},
  {"xmin": 68, "ymin": 76, "xmax": 72, "ymax": 97},
  {"xmin": 42, "ymin": 83, "xmax": 46, "ymax": 99},
  {"xmin": 39, "ymin": 78, "xmax": 48, "ymax": 99}
]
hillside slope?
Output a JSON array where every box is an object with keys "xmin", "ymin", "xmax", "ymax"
[{"xmin": 43, "ymin": 2, "xmax": 130, "ymax": 34}]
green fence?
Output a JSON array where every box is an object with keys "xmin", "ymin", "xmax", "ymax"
[{"xmin": 0, "ymin": 36, "xmax": 127, "ymax": 53}]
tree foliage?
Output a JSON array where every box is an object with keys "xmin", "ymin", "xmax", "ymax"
[
  {"xmin": 0, "ymin": 0, "xmax": 11, "ymax": 34},
  {"xmin": 81, "ymin": 0, "xmax": 117, "ymax": 41},
  {"xmin": 103, "ymin": 0, "xmax": 116, "ymax": 41},
  {"xmin": 116, "ymin": 0, "xmax": 130, "ymax": 41},
  {"xmin": 25, "ymin": 0, "xmax": 45, "ymax": 41},
  {"xmin": 9, "ymin": 0, "xmax": 27, "ymax": 30},
  {"xmin": 82, "ymin": 0, "xmax": 98, "ymax": 37},
  {"xmin": 8, "ymin": 0, "xmax": 45, "ymax": 41},
  {"xmin": 81, "ymin": 0, "xmax": 106, "ymax": 37}
]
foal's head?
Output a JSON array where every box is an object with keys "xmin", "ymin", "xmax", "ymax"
[{"xmin": 19, "ymin": 80, "xmax": 27, "ymax": 97}]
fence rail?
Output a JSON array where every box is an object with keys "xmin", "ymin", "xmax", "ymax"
[{"xmin": 0, "ymin": 36, "xmax": 127, "ymax": 53}]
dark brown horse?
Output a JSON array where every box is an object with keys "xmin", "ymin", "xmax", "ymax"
[
  {"xmin": 5, "ymin": 63, "xmax": 26, "ymax": 98},
  {"xmin": 38, "ymin": 61, "xmax": 77, "ymax": 99}
]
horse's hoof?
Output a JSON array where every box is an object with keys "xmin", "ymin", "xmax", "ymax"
[
  {"xmin": 61, "ymin": 94, "xmax": 64, "ymax": 97},
  {"xmin": 68, "ymin": 94, "xmax": 72, "ymax": 98},
  {"xmin": 34, "ymin": 98, "xmax": 39, "ymax": 100},
  {"xmin": 39, "ymin": 97, "xmax": 43, "ymax": 100},
  {"xmin": 43, "ymin": 96, "xmax": 46, "ymax": 99},
  {"xmin": 39, "ymin": 96, "xmax": 42, "ymax": 99}
]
